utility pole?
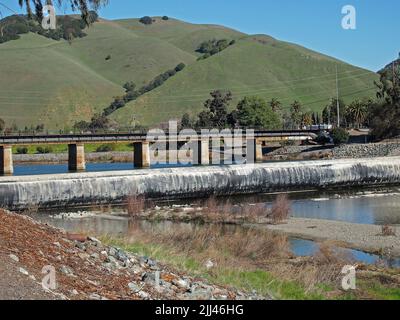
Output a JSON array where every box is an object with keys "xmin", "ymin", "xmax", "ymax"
[{"xmin": 336, "ymin": 66, "xmax": 340, "ymax": 127}]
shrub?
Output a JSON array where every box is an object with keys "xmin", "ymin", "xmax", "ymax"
[
  {"xmin": 126, "ymin": 194, "xmax": 145, "ymax": 218},
  {"xmin": 381, "ymin": 225, "xmax": 396, "ymax": 236},
  {"xmin": 162, "ymin": 16, "xmax": 169, "ymax": 20},
  {"xmin": 36, "ymin": 146, "xmax": 52, "ymax": 154},
  {"xmin": 139, "ymin": 16, "xmax": 153, "ymax": 25},
  {"xmin": 16, "ymin": 147, "xmax": 28, "ymax": 154},
  {"xmin": 105, "ymin": 54, "xmax": 111, "ymax": 61},
  {"xmin": 331, "ymin": 127, "xmax": 349, "ymax": 145},
  {"xmin": 270, "ymin": 194, "xmax": 291, "ymax": 224},
  {"xmin": 95, "ymin": 144, "xmax": 115, "ymax": 152}
]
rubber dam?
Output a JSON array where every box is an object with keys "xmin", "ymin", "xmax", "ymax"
[{"xmin": 1, "ymin": 157, "xmax": 400, "ymax": 210}]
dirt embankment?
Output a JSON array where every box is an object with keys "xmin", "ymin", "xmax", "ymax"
[{"xmin": 0, "ymin": 209, "xmax": 265, "ymax": 300}]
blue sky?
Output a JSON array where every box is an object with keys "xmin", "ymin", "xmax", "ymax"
[{"xmin": 1, "ymin": 0, "xmax": 399, "ymax": 71}]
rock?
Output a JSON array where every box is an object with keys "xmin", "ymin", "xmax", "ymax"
[
  {"xmin": 137, "ymin": 290, "xmax": 150, "ymax": 299},
  {"xmin": 29, "ymin": 275, "xmax": 36, "ymax": 281},
  {"xmin": 89, "ymin": 293, "xmax": 101, "ymax": 300},
  {"xmin": 145, "ymin": 258, "xmax": 157, "ymax": 268},
  {"xmin": 71, "ymin": 289, "xmax": 79, "ymax": 295},
  {"xmin": 53, "ymin": 242, "xmax": 61, "ymax": 248},
  {"xmin": 88, "ymin": 236, "xmax": 101, "ymax": 245},
  {"xmin": 90, "ymin": 253, "xmax": 100, "ymax": 260},
  {"xmin": 128, "ymin": 282, "xmax": 142, "ymax": 293},
  {"xmin": 100, "ymin": 250, "xmax": 108, "ymax": 257},
  {"xmin": 172, "ymin": 278, "xmax": 190, "ymax": 290},
  {"xmin": 60, "ymin": 265, "xmax": 73, "ymax": 276},
  {"xmin": 108, "ymin": 247, "xmax": 118, "ymax": 257},
  {"xmin": 9, "ymin": 254, "xmax": 19, "ymax": 262},
  {"xmin": 115, "ymin": 250, "xmax": 129, "ymax": 263},
  {"xmin": 75, "ymin": 242, "xmax": 86, "ymax": 251},
  {"xmin": 78, "ymin": 252, "xmax": 90, "ymax": 260},
  {"xmin": 205, "ymin": 259, "xmax": 214, "ymax": 270},
  {"xmin": 19, "ymin": 267, "xmax": 29, "ymax": 276}
]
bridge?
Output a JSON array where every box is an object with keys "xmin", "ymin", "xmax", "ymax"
[{"xmin": 0, "ymin": 130, "xmax": 320, "ymax": 175}]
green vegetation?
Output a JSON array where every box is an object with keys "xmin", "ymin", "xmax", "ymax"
[
  {"xmin": 331, "ymin": 127, "xmax": 350, "ymax": 145},
  {"xmin": 0, "ymin": 13, "xmax": 98, "ymax": 44},
  {"xmin": 139, "ymin": 16, "xmax": 154, "ymax": 25},
  {"xmin": 196, "ymin": 39, "xmax": 235, "ymax": 60},
  {"xmin": 0, "ymin": 15, "xmax": 377, "ymax": 130},
  {"xmin": 102, "ymin": 236, "xmax": 326, "ymax": 300},
  {"xmin": 369, "ymin": 58, "xmax": 400, "ymax": 140},
  {"xmin": 102, "ymin": 63, "xmax": 186, "ymax": 116},
  {"xmin": 15, "ymin": 0, "xmax": 106, "ymax": 25}
]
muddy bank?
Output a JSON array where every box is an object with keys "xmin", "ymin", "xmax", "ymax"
[{"xmin": 252, "ymin": 218, "xmax": 400, "ymax": 257}]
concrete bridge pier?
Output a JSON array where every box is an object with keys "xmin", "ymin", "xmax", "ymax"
[
  {"xmin": 0, "ymin": 146, "xmax": 13, "ymax": 175},
  {"xmin": 246, "ymin": 139, "xmax": 263, "ymax": 163},
  {"xmin": 193, "ymin": 139, "xmax": 210, "ymax": 165},
  {"xmin": 68, "ymin": 143, "xmax": 86, "ymax": 172},
  {"xmin": 134, "ymin": 142, "xmax": 151, "ymax": 168}
]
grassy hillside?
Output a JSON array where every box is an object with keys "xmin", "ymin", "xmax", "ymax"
[
  {"xmin": 0, "ymin": 15, "xmax": 378, "ymax": 130},
  {"xmin": 111, "ymin": 34, "xmax": 378, "ymax": 126}
]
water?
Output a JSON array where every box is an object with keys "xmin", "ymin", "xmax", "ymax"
[
  {"xmin": 37, "ymin": 214, "xmax": 400, "ymax": 268},
  {"xmin": 291, "ymin": 193, "xmax": 400, "ymax": 225},
  {"xmin": 14, "ymin": 162, "xmax": 192, "ymax": 176},
  {"xmin": 208, "ymin": 189, "xmax": 400, "ymax": 225}
]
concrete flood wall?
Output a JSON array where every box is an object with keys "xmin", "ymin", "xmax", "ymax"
[{"xmin": 1, "ymin": 157, "xmax": 400, "ymax": 210}]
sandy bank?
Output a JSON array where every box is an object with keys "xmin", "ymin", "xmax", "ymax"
[{"xmin": 252, "ymin": 218, "xmax": 400, "ymax": 257}]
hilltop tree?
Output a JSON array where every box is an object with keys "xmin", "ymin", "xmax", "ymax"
[{"xmin": 16, "ymin": 0, "xmax": 107, "ymax": 25}]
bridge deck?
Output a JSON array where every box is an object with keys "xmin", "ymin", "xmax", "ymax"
[{"xmin": 0, "ymin": 130, "xmax": 319, "ymax": 145}]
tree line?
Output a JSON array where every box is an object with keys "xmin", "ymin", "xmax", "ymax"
[{"xmin": 101, "ymin": 63, "xmax": 186, "ymax": 117}]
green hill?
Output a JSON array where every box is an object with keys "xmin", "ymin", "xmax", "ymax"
[{"xmin": 0, "ymin": 15, "xmax": 378, "ymax": 130}]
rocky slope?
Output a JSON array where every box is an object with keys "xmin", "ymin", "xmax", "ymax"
[{"xmin": 0, "ymin": 209, "xmax": 265, "ymax": 300}]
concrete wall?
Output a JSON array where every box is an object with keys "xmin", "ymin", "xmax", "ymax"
[{"xmin": 1, "ymin": 157, "xmax": 400, "ymax": 210}]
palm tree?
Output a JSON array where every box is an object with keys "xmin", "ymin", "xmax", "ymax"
[
  {"xmin": 16, "ymin": 0, "xmax": 107, "ymax": 24},
  {"xmin": 346, "ymin": 100, "xmax": 368, "ymax": 128}
]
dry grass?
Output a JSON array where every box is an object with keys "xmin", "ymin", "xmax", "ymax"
[
  {"xmin": 118, "ymin": 223, "xmax": 358, "ymax": 295},
  {"xmin": 381, "ymin": 225, "xmax": 396, "ymax": 237},
  {"xmin": 269, "ymin": 194, "xmax": 291, "ymax": 224},
  {"xmin": 125, "ymin": 223, "xmax": 291, "ymax": 269},
  {"xmin": 125, "ymin": 194, "xmax": 146, "ymax": 218}
]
